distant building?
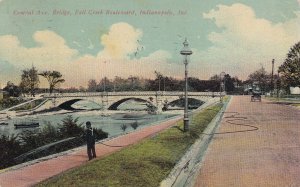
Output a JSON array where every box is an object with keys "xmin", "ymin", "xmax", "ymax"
[
  {"xmin": 0, "ymin": 90, "xmax": 8, "ymax": 100},
  {"xmin": 290, "ymin": 87, "xmax": 300, "ymax": 94}
]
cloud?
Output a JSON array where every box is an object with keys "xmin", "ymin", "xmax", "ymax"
[
  {"xmin": 69, "ymin": 50, "xmax": 172, "ymax": 88},
  {"xmin": 198, "ymin": 3, "xmax": 300, "ymax": 79},
  {"xmin": 0, "ymin": 30, "xmax": 78, "ymax": 70},
  {"xmin": 98, "ymin": 22, "xmax": 142, "ymax": 59},
  {"xmin": 0, "ymin": 30, "xmax": 79, "ymax": 87},
  {"xmin": 0, "ymin": 23, "xmax": 172, "ymax": 88},
  {"xmin": 65, "ymin": 23, "xmax": 172, "ymax": 87}
]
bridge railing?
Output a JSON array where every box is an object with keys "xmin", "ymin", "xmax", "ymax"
[{"xmin": 42, "ymin": 91, "xmax": 225, "ymax": 98}]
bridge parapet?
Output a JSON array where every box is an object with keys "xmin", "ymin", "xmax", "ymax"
[
  {"xmin": 9, "ymin": 91, "xmax": 226, "ymax": 112},
  {"xmin": 42, "ymin": 91, "xmax": 225, "ymax": 98}
]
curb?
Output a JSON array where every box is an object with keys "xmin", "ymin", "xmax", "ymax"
[{"xmin": 160, "ymin": 97, "xmax": 232, "ymax": 187}]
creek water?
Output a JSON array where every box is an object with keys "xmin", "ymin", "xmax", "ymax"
[{"xmin": 0, "ymin": 100, "xmax": 183, "ymax": 138}]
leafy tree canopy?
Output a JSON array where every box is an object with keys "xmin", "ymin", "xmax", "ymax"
[
  {"xmin": 278, "ymin": 41, "xmax": 300, "ymax": 88},
  {"xmin": 39, "ymin": 71, "xmax": 65, "ymax": 94}
]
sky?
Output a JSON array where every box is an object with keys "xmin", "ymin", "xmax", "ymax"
[{"xmin": 0, "ymin": 0, "xmax": 299, "ymax": 88}]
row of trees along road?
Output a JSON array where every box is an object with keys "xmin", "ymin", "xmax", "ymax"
[
  {"xmin": 244, "ymin": 66, "xmax": 273, "ymax": 93},
  {"xmin": 243, "ymin": 41, "xmax": 300, "ymax": 94},
  {"xmin": 87, "ymin": 72, "xmax": 243, "ymax": 93},
  {"xmin": 3, "ymin": 67, "xmax": 65, "ymax": 97}
]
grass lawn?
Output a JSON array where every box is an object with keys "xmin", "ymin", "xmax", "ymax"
[
  {"xmin": 291, "ymin": 103, "xmax": 300, "ymax": 108},
  {"xmin": 36, "ymin": 103, "xmax": 223, "ymax": 187},
  {"xmin": 265, "ymin": 97, "xmax": 300, "ymax": 109},
  {"xmin": 265, "ymin": 96, "xmax": 300, "ymax": 102}
]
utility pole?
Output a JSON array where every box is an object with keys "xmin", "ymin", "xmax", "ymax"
[
  {"xmin": 271, "ymin": 59, "xmax": 275, "ymax": 96},
  {"xmin": 277, "ymin": 71, "xmax": 280, "ymax": 98}
]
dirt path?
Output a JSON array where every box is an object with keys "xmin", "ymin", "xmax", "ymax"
[
  {"xmin": 0, "ymin": 116, "xmax": 182, "ymax": 187},
  {"xmin": 194, "ymin": 96, "xmax": 300, "ymax": 187}
]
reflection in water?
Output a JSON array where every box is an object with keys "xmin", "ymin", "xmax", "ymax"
[
  {"xmin": 117, "ymin": 100, "xmax": 150, "ymax": 111},
  {"xmin": 70, "ymin": 100, "xmax": 103, "ymax": 110}
]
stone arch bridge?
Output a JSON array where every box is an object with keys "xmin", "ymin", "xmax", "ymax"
[{"xmin": 42, "ymin": 91, "xmax": 223, "ymax": 111}]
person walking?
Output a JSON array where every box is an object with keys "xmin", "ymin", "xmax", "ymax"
[{"xmin": 86, "ymin": 121, "xmax": 96, "ymax": 160}]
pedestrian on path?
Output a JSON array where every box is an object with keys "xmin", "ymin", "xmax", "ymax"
[{"xmin": 86, "ymin": 121, "xmax": 96, "ymax": 160}]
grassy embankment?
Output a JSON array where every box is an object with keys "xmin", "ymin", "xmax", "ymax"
[
  {"xmin": 0, "ymin": 98, "xmax": 46, "ymax": 111},
  {"xmin": 37, "ymin": 102, "xmax": 225, "ymax": 187},
  {"xmin": 265, "ymin": 96, "xmax": 300, "ymax": 109},
  {"xmin": 291, "ymin": 103, "xmax": 300, "ymax": 109}
]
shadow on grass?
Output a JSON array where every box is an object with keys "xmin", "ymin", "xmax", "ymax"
[{"xmin": 171, "ymin": 125, "xmax": 184, "ymax": 132}]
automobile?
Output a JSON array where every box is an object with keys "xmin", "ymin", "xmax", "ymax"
[{"xmin": 251, "ymin": 91, "xmax": 261, "ymax": 102}]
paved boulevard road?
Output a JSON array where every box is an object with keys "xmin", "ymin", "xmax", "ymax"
[{"xmin": 194, "ymin": 96, "xmax": 300, "ymax": 187}]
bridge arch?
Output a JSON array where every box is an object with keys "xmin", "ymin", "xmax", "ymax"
[
  {"xmin": 58, "ymin": 99, "xmax": 102, "ymax": 111},
  {"xmin": 108, "ymin": 97, "xmax": 154, "ymax": 110},
  {"xmin": 163, "ymin": 98, "xmax": 204, "ymax": 111}
]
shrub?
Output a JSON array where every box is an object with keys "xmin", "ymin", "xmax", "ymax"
[
  {"xmin": 93, "ymin": 128, "xmax": 109, "ymax": 140},
  {"xmin": 0, "ymin": 97, "xmax": 26, "ymax": 110},
  {"xmin": 58, "ymin": 115, "xmax": 84, "ymax": 138},
  {"xmin": 19, "ymin": 129, "xmax": 45, "ymax": 151},
  {"xmin": 120, "ymin": 124, "xmax": 127, "ymax": 132},
  {"xmin": 0, "ymin": 134, "xmax": 23, "ymax": 169},
  {"xmin": 40, "ymin": 121, "xmax": 61, "ymax": 142},
  {"xmin": 0, "ymin": 116, "xmax": 109, "ymax": 169},
  {"xmin": 130, "ymin": 120, "xmax": 139, "ymax": 130}
]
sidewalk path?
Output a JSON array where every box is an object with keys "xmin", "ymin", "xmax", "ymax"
[
  {"xmin": 0, "ymin": 116, "xmax": 182, "ymax": 187},
  {"xmin": 194, "ymin": 96, "xmax": 300, "ymax": 187}
]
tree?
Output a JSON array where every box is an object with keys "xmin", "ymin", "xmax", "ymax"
[
  {"xmin": 113, "ymin": 76, "xmax": 129, "ymax": 91},
  {"xmin": 87, "ymin": 79, "xmax": 97, "ymax": 92},
  {"xmin": 209, "ymin": 74, "xmax": 241, "ymax": 92},
  {"xmin": 39, "ymin": 71, "xmax": 65, "ymax": 94},
  {"xmin": 127, "ymin": 76, "xmax": 145, "ymax": 91},
  {"xmin": 3, "ymin": 81, "xmax": 21, "ymax": 97},
  {"xmin": 223, "ymin": 74, "xmax": 235, "ymax": 92},
  {"xmin": 209, "ymin": 74, "xmax": 220, "ymax": 81},
  {"xmin": 154, "ymin": 71, "xmax": 163, "ymax": 91},
  {"xmin": 97, "ymin": 77, "xmax": 113, "ymax": 92},
  {"xmin": 19, "ymin": 66, "xmax": 39, "ymax": 97},
  {"xmin": 247, "ymin": 66, "xmax": 269, "ymax": 92},
  {"xmin": 278, "ymin": 42, "xmax": 300, "ymax": 90}
]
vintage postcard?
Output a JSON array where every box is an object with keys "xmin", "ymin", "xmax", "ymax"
[{"xmin": 0, "ymin": 0, "xmax": 299, "ymax": 186}]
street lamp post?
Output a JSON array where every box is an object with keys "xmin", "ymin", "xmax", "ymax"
[{"xmin": 180, "ymin": 38, "xmax": 192, "ymax": 132}]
